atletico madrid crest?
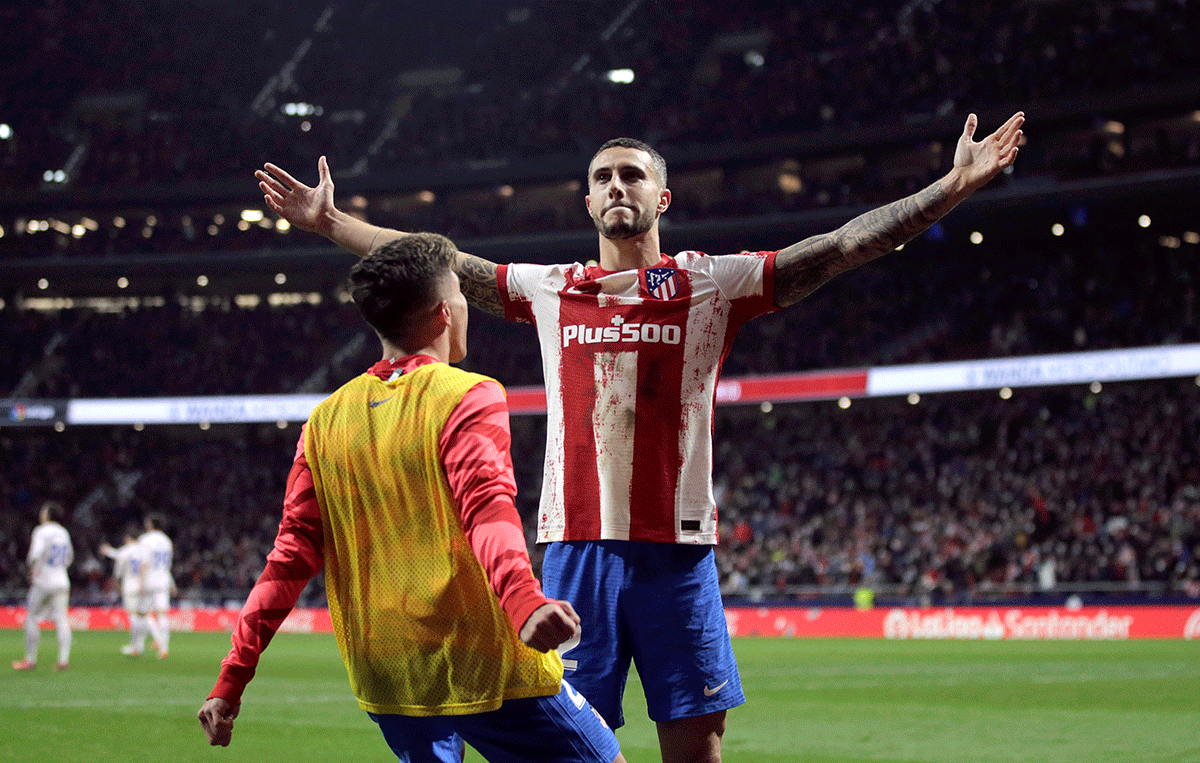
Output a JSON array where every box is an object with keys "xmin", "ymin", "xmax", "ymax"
[{"xmin": 645, "ymin": 267, "xmax": 679, "ymax": 300}]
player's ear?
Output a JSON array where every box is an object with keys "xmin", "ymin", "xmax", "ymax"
[{"xmin": 658, "ymin": 187, "xmax": 671, "ymax": 213}]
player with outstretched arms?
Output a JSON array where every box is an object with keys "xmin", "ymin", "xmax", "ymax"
[
  {"xmin": 257, "ymin": 111, "xmax": 1023, "ymax": 763},
  {"xmin": 100, "ymin": 526, "xmax": 150, "ymax": 656},
  {"xmin": 198, "ymin": 233, "xmax": 623, "ymax": 763},
  {"xmin": 137, "ymin": 514, "xmax": 175, "ymax": 659},
  {"xmin": 13, "ymin": 501, "xmax": 74, "ymax": 671}
]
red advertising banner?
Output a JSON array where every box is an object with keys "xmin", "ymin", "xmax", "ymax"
[
  {"xmin": 0, "ymin": 606, "xmax": 333, "ymax": 634},
  {"xmin": 724, "ymin": 605, "xmax": 1200, "ymax": 640},
  {"xmin": 4, "ymin": 605, "xmax": 1199, "ymax": 639}
]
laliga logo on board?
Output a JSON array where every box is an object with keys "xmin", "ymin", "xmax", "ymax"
[{"xmin": 1185, "ymin": 609, "xmax": 1200, "ymax": 640}]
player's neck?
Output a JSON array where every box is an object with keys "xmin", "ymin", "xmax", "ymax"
[
  {"xmin": 380, "ymin": 336, "xmax": 448, "ymax": 365},
  {"xmin": 597, "ymin": 229, "xmax": 662, "ymax": 272}
]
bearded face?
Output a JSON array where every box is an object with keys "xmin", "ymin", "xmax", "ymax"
[
  {"xmin": 593, "ymin": 202, "xmax": 656, "ymax": 240},
  {"xmin": 586, "ymin": 147, "xmax": 667, "ymax": 242}
]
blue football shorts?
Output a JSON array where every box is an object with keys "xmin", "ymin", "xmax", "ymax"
[
  {"xmin": 540, "ymin": 540, "xmax": 745, "ymax": 728},
  {"xmin": 368, "ymin": 679, "xmax": 619, "ymax": 763}
]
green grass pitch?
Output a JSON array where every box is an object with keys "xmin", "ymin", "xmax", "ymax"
[{"xmin": 2, "ymin": 630, "xmax": 1198, "ymax": 762}]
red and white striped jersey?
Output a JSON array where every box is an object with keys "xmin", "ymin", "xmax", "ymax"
[{"xmin": 499, "ymin": 250, "xmax": 777, "ymax": 544}]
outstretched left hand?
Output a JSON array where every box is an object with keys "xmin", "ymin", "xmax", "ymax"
[{"xmin": 953, "ymin": 111, "xmax": 1024, "ymax": 192}]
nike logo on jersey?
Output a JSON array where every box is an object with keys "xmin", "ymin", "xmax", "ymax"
[
  {"xmin": 703, "ymin": 680, "xmax": 729, "ymax": 697},
  {"xmin": 369, "ymin": 396, "xmax": 395, "ymax": 408}
]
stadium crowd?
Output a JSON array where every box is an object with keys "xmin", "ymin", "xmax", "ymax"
[
  {"xmin": 3, "ymin": 0, "xmax": 1199, "ymax": 608},
  {"xmin": 712, "ymin": 382, "xmax": 1200, "ymax": 604},
  {"xmin": 2, "ymin": 223, "xmax": 1199, "ymax": 605},
  {"xmin": 2, "ymin": 377, "xmax": 1197, "ymax": 607},
  {"xmin": 3, "ymin": 0, "xmax": 1200, "ymax": 262},
  {"xmin": 5, "ymin": 0, "xmax": 1199, "ymax": 188},
  {"xmin": 6, "ymin": 229, "xmax": 1197, "ymax": 397}
]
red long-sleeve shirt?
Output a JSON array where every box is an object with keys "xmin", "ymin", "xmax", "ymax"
[{"xmin": 210, "ymin": 355, "xmax": 552, "ymax": 706}]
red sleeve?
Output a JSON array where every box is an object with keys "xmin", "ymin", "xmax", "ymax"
[
  {"xmin": 439, "ymin": 380, "xmax": 552, "ymax": 635},
  {"xmin": 496, "ymin": 263, "xmax": 535, "ymax": 324},
  {"xmin": 209, "ymin": 426, "xmax": 325, "ymax": 706}
]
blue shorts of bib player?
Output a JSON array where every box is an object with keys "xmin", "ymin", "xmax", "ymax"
[
  {"xmin": 369, "ymin": 679, "xmax": 620, "ymax": 763},
  {"xmin": 541, "ymin": 540, "xmax": 745, "ymax": 729}
]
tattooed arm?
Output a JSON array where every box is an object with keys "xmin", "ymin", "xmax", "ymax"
[
  {"xmin": 256, "ymin": 156, "xmax": 506, "ymax": 317},
  {"xmin": 455, "ymin": 252, "xmax": 505, "ymax": 318},
  {"xmin": 773, "ymin": 112, "xmax": 1024, "ymax": 309}
]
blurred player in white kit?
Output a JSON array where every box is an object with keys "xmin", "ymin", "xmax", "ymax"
[
  {"xmin": 137, "ymin": 513, "xmax": 176, "ymax": 659},
  {"xmin": 12, "ymin": 501, "xmax": 74, "ymax": 671},
  {"xmin": 100, "ymin": 525, "xmax": 151, "ymax": 656}
]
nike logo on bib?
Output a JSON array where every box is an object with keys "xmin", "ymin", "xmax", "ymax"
[
  {"xmin": 369, "ymin": 396, "xmax": 395, "ymax": 408},
  {"xmin": 703, "ymin": 680, "xmax": 729, "ymax": 697}
]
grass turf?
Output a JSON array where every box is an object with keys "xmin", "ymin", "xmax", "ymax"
[{"xmin": 2, "ymin": 630, "xmax": 1197, "ymax": 762}]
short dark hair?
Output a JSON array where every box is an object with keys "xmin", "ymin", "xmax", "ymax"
[
  {"xmin": 144, "ymin": 512, "xmax": 166, "ymax": 531},
  {"xmin": 349, "ymin": 233, "xmax": 458, "ymax": 344},
  {"xmin": 41, "ymin": 501, "xmax": 65, "ymax": 523},
  {"xmin": 592, "ymin": 137, "xmax": 668, "ymax": 187}
]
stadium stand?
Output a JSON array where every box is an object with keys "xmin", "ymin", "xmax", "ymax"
[{"xmin": 2, "ymin": 0, "xmax": 1198, "ymax": 608}]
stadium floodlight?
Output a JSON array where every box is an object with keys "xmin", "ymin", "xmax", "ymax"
[
  {"xmin": 275, "ymin": 273, "xmax": 287, "ymax": 285},
  {"xmin": 759, "ymin": 401, "xmax": 773, "ymax": 413},
  {"xmin": 197, "ymin": 275, "xmax": 209, "ymax": 287},
  {"xmin": 0, "ymin": 123, "xmax": 11, "ymax": 139},
  {"xmin": 605, "ymin": 68, "xmax": 635, "ymax": 84},
  {"xmin": 999, "ymin": 387, "xmax": 1013, "ymax": 399},
  {"xmin": 71, "ymin": 225, "xmax": 85, "ymax": 238},
  {"xmin": 1089, "ymin": 381, "xmax": 1102, "ymax": 394},
  {"xmin": 744, "ymin": 50, "xmax": 765, "ymax": 68},
  {"xmin": 1138, "ymin": 215, "xmax": 1151, "ymax": 228},
  {"xmin": 241, "ymin": 209, "xmax": 265, "ymax": 222},
  {"xmin": 37, "ymin": 278, "xmax": 49, "ymax": 290},
  {"xmin": 907, "ymin": 393, "xmax": 920, "ymax": 405},
  {"xmin": 275, "ymin": 218, "xmax": 291, "ymax": 232},
  {"xmin": 117, "ymin": 277, "xmax": 129, "ymax": 289},
  {"xmin": 1052, "ymin": 223, "xmax": 1065, "ymax": 237},
  {"xmin": 837, "ymin": 397, "xmax": 852, "ymax": 409},
  {"xmin": 1184, "ymin": 231, "xmax": 1199, "ymax": 244},
  {"xmin": 970, "ymin": 231, "xmax": 983, "ymax": 245}
]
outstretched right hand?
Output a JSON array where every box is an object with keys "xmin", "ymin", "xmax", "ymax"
[
  {"xmin": 255, "ymin": 155, "xmax": 336, "ymax": 235},
  {"xmin": 519, "ymin": 600, "xmax": 582, "ymax": 653}
]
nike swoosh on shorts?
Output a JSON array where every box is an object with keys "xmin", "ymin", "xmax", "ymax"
[{"xmin": 703, "ymin": 680, "xmax": 729, "ymax": 697}]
